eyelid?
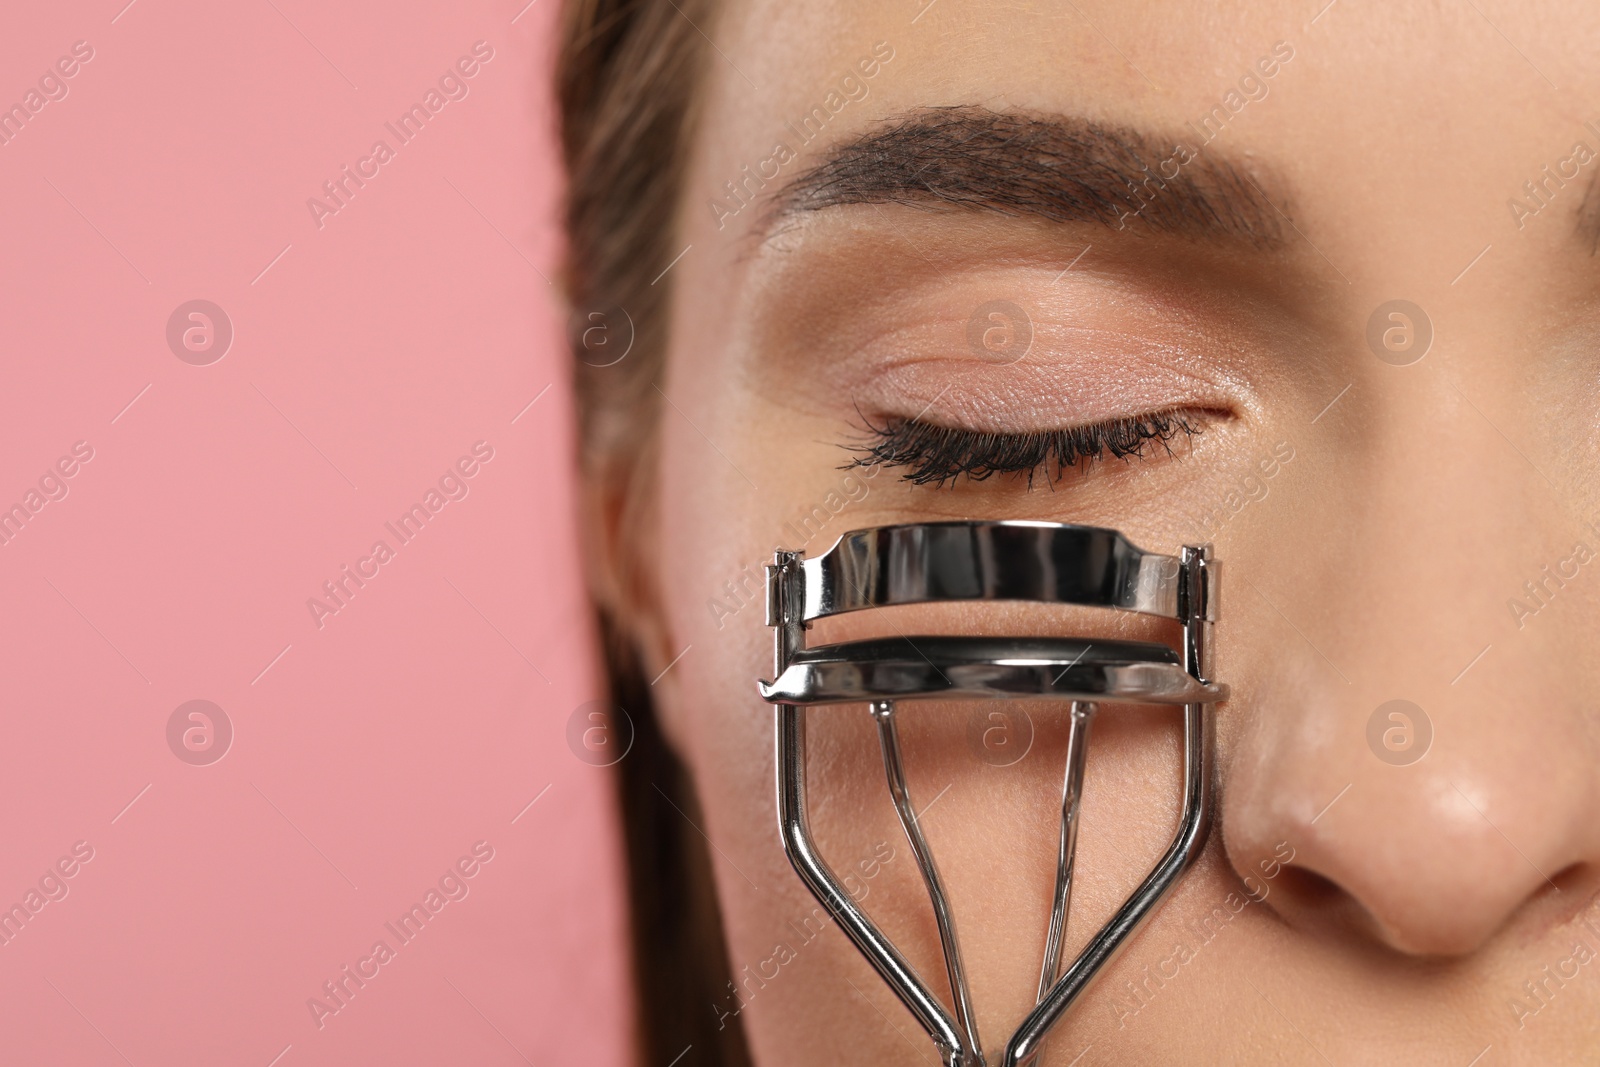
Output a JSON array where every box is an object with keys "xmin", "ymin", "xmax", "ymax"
[{"xmin": 842, "ymin": 408, "xmax": 1207, "ymax": 489}]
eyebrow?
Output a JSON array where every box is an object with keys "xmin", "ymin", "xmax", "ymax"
[{"xmin": 762, "ymin": 106, "xmax": 1289, "ymax": 249}]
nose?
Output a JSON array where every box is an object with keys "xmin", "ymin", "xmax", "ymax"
[
  {"xmin": 1224, "ymin": 686, "xmax": 1598, "ymax": 955},
  {"xmin": 1218, "ymin": 385, "xmax": 1600, "ymax": 957}
]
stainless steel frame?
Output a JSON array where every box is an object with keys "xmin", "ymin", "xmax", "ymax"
[{"xmin": 758, "ymin": 521, "xmax": 1226, "ymax": 1066}]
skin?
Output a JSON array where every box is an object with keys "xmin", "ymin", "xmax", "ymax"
[{"xmin": 617, "ymin": 1, "xmax": 1600, "ymax": 1061}]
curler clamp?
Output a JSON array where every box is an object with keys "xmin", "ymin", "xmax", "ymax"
[{"xmin": 758, "ymin": 521, "xmax": 1227, "ymax": 1067}]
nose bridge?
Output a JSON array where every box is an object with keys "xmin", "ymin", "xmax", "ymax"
[
  {"xmin": 1337, "ymin": 379, "xmax": 1540, "ymax": 672},
  {"xmin": 1221, "ymin": 377, "xmax": 1600, "ymax": 955}
]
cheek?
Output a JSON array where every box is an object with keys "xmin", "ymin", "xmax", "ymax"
[{"xmin": 652, "ymin": 394, "xmax": 789, "ymax": 786}]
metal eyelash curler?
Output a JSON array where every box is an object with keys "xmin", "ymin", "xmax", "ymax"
[{"xmin": 758, "ymin": 521, "xmax": 1226, "ymax": 1067}]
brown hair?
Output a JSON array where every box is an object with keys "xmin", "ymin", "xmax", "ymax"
[{"xmin": 557, "ymin": 1, "xmax": 752, "ymax": 1063}]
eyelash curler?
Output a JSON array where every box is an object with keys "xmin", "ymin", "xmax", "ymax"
[{"xmin": 758, "ymin": 521, "xmax": 1226, "ymax": 1067}]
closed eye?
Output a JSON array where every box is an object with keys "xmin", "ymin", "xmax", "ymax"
[{"xmin": 841, "ymin": 409, "xmax": 1206, "ymax": 489}]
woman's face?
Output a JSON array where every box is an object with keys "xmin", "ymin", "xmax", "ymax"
[{"xmin": 639, "ymin": 1, "xmax": 1600, "ymax": 1061}]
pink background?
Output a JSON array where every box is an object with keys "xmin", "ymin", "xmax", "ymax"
[{"xmin": 0, "ymin": 1, "xmax": 631, "ymax": 1064}]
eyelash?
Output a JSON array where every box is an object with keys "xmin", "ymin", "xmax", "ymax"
[{"xmin": 842, "ymin": 410, "xmax": 1202, "ymax": 488}]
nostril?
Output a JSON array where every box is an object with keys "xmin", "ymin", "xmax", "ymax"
[
  {"xmin": 1264, "ymin": 864, "xmax": 1340, "ymax": 908},
  {"xmin": 1548, "ymin": 863, "xmax": 1597, "ymax": 917},
  {"xmin": 1247, "ymin": 854, "xmax": 1598, "ymax": 958},
  {"xmin": 1252, "ymin": 862, "xmax": 1408, "ymax": 947},
  {"xmin": 1253, "ymin": 863, "xmax": 1367, "ymax": 937}
]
